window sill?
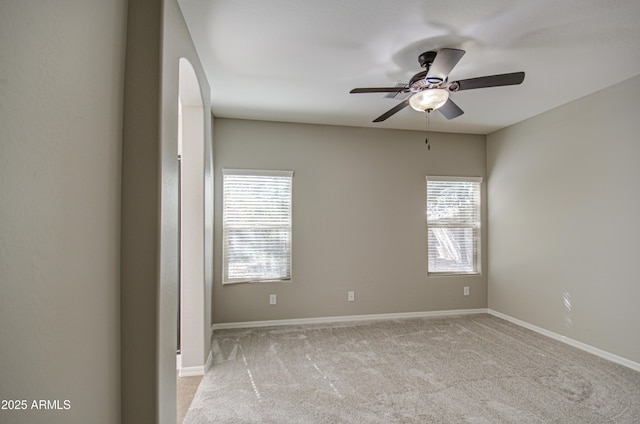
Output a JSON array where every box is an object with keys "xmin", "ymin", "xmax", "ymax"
[
  {"xmin": 427, "ymin": 272, "xmax": 481, "ymax": 277},
  {"xmin": 222, "ymin": 278, "xmax": 292, "ymax": 285}
]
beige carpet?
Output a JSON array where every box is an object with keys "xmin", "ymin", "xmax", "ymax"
[{"xmin": 185, "ymin": 314, "xmax": 640, "ymax": 423}]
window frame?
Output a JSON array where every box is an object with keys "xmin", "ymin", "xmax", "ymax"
[
  {"xmin": 222, "ymin": 168, "xmax": 294, "ymax": 284},
  {"xmin": 426, "ymin": 175, "xmax": 483, "ymax": 276}
]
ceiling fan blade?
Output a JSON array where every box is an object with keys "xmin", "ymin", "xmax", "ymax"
[
  {"xmin": 350, "ymin": 87, "xmax": 407, "ymax": 94},
  {"xmin": 373, "ymin": 99, "xmax": 410, "ymax": 122},
  {"xmin": 426, "ymin": 48, "xmax": 465, "ymax": 83},
  {"xmin": 453, "ymin": 71, "xmax": 525, "ymax": 91},
  {"xmin": 438, "ymin": 98, "xmax": 464, "ymax": 120}
]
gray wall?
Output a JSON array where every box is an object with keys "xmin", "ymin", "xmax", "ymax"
[
  {"xmin": 487, "ymin": 74, "xmax": 640, "ymax": 363},
  {"xmin": 121, "ymin": 0, "xmax": 213, "ymax": 422},
  {"xmin": 0, "ymin": 0, "xmax": 212, "ymax": 423},
  {"xmin": 120, "ymin": 0, "xmax": 162, "ymax": 421},
  {"xmin": 213, "ymin": 119, "xmax": 487, "ymax": 324},
  {"xmin": 0, "ymin": 1, "xmax": 126, "ymax": 423},
  {"xmin": 160, "ymin": 0, "xmax": 213, "ymax": 420}
]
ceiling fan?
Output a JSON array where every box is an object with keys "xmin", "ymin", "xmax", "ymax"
[{"xmin": 350, "ymin": 48, "xmax": 525, "ymax": 122}]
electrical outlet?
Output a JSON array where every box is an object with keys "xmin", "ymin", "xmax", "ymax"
[
  {"xmin": 464, "ymin": 287, "xmax": 470, "ymax": 296},
  {"xmin": 348, "ymin": 291, "xmax": 355, "ymax": 302},
  {"xmin": 269, "ymin": 294, "xmax": 277, "ymax": 305}
]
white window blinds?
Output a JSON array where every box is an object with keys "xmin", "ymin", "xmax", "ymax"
[
  {"xmin": 222, "ymin": 169, "xmax": 293, "ymax": 284},
  {"xmin": 426, "ymin": 176, "xmax": 482, "ymax": 275}
]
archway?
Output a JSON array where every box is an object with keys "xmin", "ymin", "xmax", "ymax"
[{"xmin": 177, "ymin": 58, "xmax": 207, "ymax": 376}]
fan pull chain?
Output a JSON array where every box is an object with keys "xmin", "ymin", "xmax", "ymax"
[{"xmin": 425, "ymin": 110, "xmax": 431, "ymax": 151}]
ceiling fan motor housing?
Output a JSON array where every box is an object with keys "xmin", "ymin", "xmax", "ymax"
[
  {"xmin": 409, "ymin": 71, "xmax": 430, "ymax": 91},
  {"xmin": 418, "ymin": 51, "xmax": 437, "ymax": 69},
  {"xmin": 417, "ymin": 51, "xmax": 448, "ymax": 85}
]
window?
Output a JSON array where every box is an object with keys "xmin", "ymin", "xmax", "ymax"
[
  {"xmin": 222, "ymin": 169, "xmax": 293, "ymax": 284},
  {"xmin": 426, "ymin": 176, "xmax": 482, "ymax": 275}
]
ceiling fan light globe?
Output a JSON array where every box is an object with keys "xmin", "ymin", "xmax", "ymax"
[{"xmin": 409, "ymin": 89, "xmax": 449, "ymax": 112}]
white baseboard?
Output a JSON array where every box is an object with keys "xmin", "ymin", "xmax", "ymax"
[
  {"xmin": 177, "ymin": 351, "xmax": 210, "ymax": 376},
  {"xmin": 488, "ymin": 309, "xmax": 640, "ymax": 373},
  {"xmin": 178, "ymin": 365, "xmax": 205, "ymax": 377},
  {"xmin": 211, "ymin": 308, "xmax": 488, "ymax": 331},
  {"xmin": 210, "ymin": 308, "xmax": 640, "ymax": 373}
]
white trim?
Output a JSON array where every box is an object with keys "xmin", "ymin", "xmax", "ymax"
[
  {"xmin": 211, "ymin": 309, "xmax": 488, "ymax": 330},
  {"xmin": 426, "ymin": 175, "xmax": 483, "ymax": 183},
  {"xmin": 179, "ymin": 365, "xmax": 205, "ymax": 377},
  {"xmin": 222, "ymin": 168, "xmax": 293, "ymax": 177},
  {"xmin": 488, "ymin": 309, "xmax": 640, "ymax": 373},
  {"xmin": 177, "ymin": 351, "xmax": 211, "ymax": 376},
  {"xmin": 210, "ymin": 308, "xmax": 640, "ymax": 373}
]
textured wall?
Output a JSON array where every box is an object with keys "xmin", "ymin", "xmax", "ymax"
[
  {"xmin": 120, "ymin": 0, "xmax": 213, "ymax": 422},
  {"xmin": 487, "ymin": 74, "xmax": 640, "ymax": 364},
  {"xmin": 0, "ymin": 1, "xmax": 126, "ymax": 423},
  {"xmin": 213, "ymin": 119, "xmax": 487, "ymax": 324}
]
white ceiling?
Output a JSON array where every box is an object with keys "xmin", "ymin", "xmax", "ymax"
[{"xmin": 178, "ymin": 0, "xmax": 640, "ymax": 134}]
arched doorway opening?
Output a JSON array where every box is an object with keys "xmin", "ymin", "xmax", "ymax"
[{"xmin": 177, "ymin": 58, "xmax": 206, "ymax": 376}]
